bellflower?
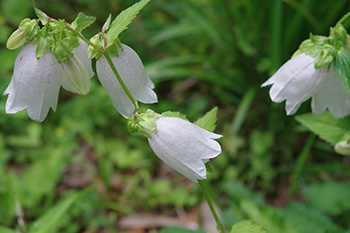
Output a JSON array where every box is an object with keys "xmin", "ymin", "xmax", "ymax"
[
  {"xmin": 96, "ymin": 44, "xmax": 157, "ymax": 117},
  {"xmin": 147, "ymin": 117, "xmax": 222, "ymax": 182},
  {"xmin": 4, "ymin": 39, "xmax": 94, "ymax": 122},
  {"xmin": 261, "ymin": 53, "xmax": 350, "ymax": 118}
]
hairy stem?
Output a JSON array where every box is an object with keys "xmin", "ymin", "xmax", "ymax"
[
  {"xmin": 66, "ymin": 25, "xmax": 139, "ymax": 110},
  {"xmin": 336, "ymin": 12, "xmax": 350, "ymax": 26},
  {"xmin": 198, "ymin": 180, "xmax": 225, "ymax": 233}
]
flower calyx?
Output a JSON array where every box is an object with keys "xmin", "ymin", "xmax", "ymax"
[
  {"xmin": 128, "ymin": 109, "xmax": 161, "ymax": 138},
  {"xmin": 293, "ymin": 24, "xmax": 350, "ymax": 70}
]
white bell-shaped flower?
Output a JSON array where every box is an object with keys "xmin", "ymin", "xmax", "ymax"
[
  {"xmin": 4, "ymin": 39, "xmax": 94, "ymax": 122},
  {"xmin": 60, "ymin": 39, "xmax": 94, "ymax": 95},
  {"xmin": 147, "ymin": 117, "xmax": 222, "ymax": 182},
  {"xmin": 262, "ymin": 53, "xmax": 350, "ymax": 118},
  {"xmin": 96, "ymin": 44, "xmax": 157, "ymax": 117}
]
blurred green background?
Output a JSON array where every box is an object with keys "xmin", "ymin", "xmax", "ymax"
[{"xmin": 1, "ymin": 0, "xmax": 350, "ymax": 232}]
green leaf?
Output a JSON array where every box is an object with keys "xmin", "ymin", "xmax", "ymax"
[
  {"xmin": 105, "ymin": 0, "xmax": 150, "ymax": 48},
  {"xmin": 302, "ymin": 182, "xmax": 350, "ymax": 215},
  {"xmin": 194, "ymin": 107, "xmax": 218, "ymax": 132},
  {"xmin": 295, "ymin": 111, "xmax": 350, "ymax": 145},
  {"xmin": 230, "ymin": 220, "xmax": 267, "ymax": 233},
  {"xmin": 28, "ymin": 190, "xmax": 87, "ymax": 233},
  {"xmin": 71, "ymin": 12, "xmax": 96, "ymax": 32},
  {"xmin": 333, "ymin": 47, "xmax": 350, "ymax": 94},
  {"xmin": 34, "ymin": 8, "xmax": 49, "ymax": 25},
  {"xmin": 0, "ymin": 226, "xmax": 16, "ymax": 233}
]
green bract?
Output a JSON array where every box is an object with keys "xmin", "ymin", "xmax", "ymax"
[
  {"xmin": 293, "ymin": 24, "xmax": 350, "ymax": 71},
  {"xmin": 6, "ymin": 8, "xmax": 95, "ymax": 63},
  {"xmin": 88, "ymin": 0, "xmax": 151, "ymax": 60}
]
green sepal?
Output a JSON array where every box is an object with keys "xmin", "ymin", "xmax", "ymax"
[
  {"xmin": 194, "ymin": 107, "xmax": 218, "ymax": 132},
  {"xmin": 333, "ymin": 47, "xmax": 350, "ymax": 94},
  {"xmin": 102, "ymin": 14, "xmax": 112, "ymax": 31},
  {"xmin": 35, "ymin": 26, "xmax": 51, "ymax": 59},
  {"xmin": 105, "ymin": 0, "xmax": 150, "ymax": 48},
  {"xmin": 139, "ymin": 109, "xmax": 161, "ymax": 132},
  {"xmin": 128, "ymin": 109, "xmax": 161, "ymax": 138},
  {"xmin": 335, "ymin": 132, "xmax": 350, "ymax": 156},
  {"xmin": 161, "ymin": 111, "xmax": 188, "ymax": 120},
  {"xmin": 87, "ymin": 34, "xmax": 101, "ymax": 59},
  {"xmin": 106, "ymin": 42, "xmax": 119, "ymax": 57},
  {"xmin": 51, "ymin": 39, "xmax": 69, "ymax": 63},
  {"xmin": 19, "ymin": 18, "xmax": 32, "ymax": 29},
  {"xmin": 71, "ymin": 12, "xmax": 96, "ymax": 32},
  {"xmin": 34, "ymin": 7, "xmax": 49, "ymax": 25},
  {"xmin": 332, "ymin": 24, "xmax": 347, "ymax": 46},
  {"xmin": 310, "ymin": 33, "xmax": 326, "ymax": 45},
  {"xmin": 25, "ymin": 20, "xmax": 40, "ymax": 41},
  {"xmin": 314, "ymin": 48, "xmax": 334, "ymax": 69},
  {"xmin": 69, "ymin": 33, "xmax": 80, "ymax": 49},
  {"xmin": 299, "ymin": 39, "xmax": 314, "ymax": 51}
]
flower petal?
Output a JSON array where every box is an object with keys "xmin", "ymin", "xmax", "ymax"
[
  {"xmin": 96, "ymin": 44, "xmax": 157, "ymax": 116},
  {"xmin": 262, "ymin": 54, "xmax": 328, "ymax": 115},
  {"xmin": 4, "ymin": 43, "xmax": 61, "ymax": 122},
  {"xmin": 311, "ymin": 68, "xmax": 350, "ymax": 118},
  {"xmin": 74, "ymin": 38, "xmax": 94, "ymax": 78},
  {"xmin": 148, "ymin": 117, "xmax": 222, "ymax": 182},
  {"xmin": 60, "ymin": 53, "xmax": 91, "ymax": 95}
]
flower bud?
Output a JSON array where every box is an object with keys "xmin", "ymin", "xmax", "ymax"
[
  {"xmin": 335, "ymin": 140, "xmax": 350, "ymax": 156},
  {"xmin": 6, "ymin": 28, "xmax": 26, "ymax": 50},
  {"xmin": 60, "ymin": 53, "xmax": 91, "ymax": 95}
]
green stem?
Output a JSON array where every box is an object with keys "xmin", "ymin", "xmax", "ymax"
[
  {"xmin": 103, "ymin": 52, "xmax": 138, "ymax": 110},
  {"xmin": 66, "ymin": 26, "xmax": 138, "ymax": 110},
  {"xmin": 198, "ymin": 180, "xmax": 225, "ymax": 233},
  {"xmin": 336, "ymin": 12, "xmax": 350, "ymax": 26},
  {"xmin": 287, "ymin": 134, "xmax": 315, "ymax": 203}
]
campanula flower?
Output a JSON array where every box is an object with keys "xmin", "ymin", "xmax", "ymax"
[
  {"xmin": 262, "ymin": 53, "xmax": 350, "ymax": 118},
  {"xmin": 96, "ymin": 44, "xmax": 157, "ymax": 117},
  {"xmin": 4, "ymin": 39, "xmax": 94, "ymax": 122},
  {"xmin": 147, "ymin": 117, "xmax": 222, "ymax": 182}
]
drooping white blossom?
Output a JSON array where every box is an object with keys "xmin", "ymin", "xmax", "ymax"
[
  {"xmin": 261, "ymin": 53, "xmax": 350, "ymax": 118},
  {"xmin": 4, "ymin": 39, "xmax": 94, "ymax": 122},
  {"xmin": 147, "ymin": 117, "xmax": 222, "ymax": 182},
  {"xmin": 96, "ymin": 44, "xmax": 157, "ymax": 117}
]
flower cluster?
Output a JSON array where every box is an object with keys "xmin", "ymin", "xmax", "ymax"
[
  {"xmin": 3, "ymin": 8, "xmax": 222, "ymax": 182},
  {"xmin": 262, "ymin": 53, "xmax": 350, "ymax": 118}
]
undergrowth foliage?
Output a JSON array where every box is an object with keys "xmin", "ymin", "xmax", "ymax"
[{"xmin": 1, "ymin": 0, "xmax": 350, "ymax": 232}]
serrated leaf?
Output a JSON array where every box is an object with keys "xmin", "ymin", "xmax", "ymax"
[
  {"xmin": 35, "ymin": 8, "xmax": 49, "ymax": 25},
  {"xmin": 28, "ymin": 190, "xmax": 87, "ymax": 233},
  {"xmin": 333, "ymin": 47, "xmax": 350, "ymax": 94},
  {"xmin": 105, "ymin": 0, "xmax": 150, "ymax": 48},
  {"xmin": 161, "ymin": 111, "xmax": 188, "ymax": 120},
  {"xmin": 230, "ymin": 220, "xmax": 267, "ymax": 233},
  {"xmin": 295, "ymin": 111, "xmax": 350, "ymax": 145},
  {"xmin": 71, "ymin": 12, "xmax": 96, "ymax": 32},
  {"xmin": 194, "ymin": 107, "xmax": 217, "ymax": 132}
]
